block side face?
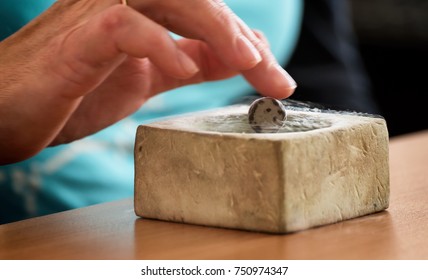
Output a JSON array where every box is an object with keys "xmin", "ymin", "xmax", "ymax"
[
  {"xmin": 134, "ymin": 127, "xmax": 283, "ymax": 232},
  {"xmin": 282, "ymin": 119, "xmax": 390, "ymax": 232},
  {"xmin": 134, "ymin": 125, "xmax": 148, "ymax": 217}
]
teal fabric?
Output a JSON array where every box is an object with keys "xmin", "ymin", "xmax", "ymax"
[
  {"xmin": 0, "ymin": 0, "xmax": 303, "ymax": 224},
  {"xmin": 0, "ymin": 0, "xmax": 57, "ymax": 40}
]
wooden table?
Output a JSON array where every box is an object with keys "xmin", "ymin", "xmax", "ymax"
[{"xmin": 1, "ymin": 130, "xmax": 428, "ymax": 260}]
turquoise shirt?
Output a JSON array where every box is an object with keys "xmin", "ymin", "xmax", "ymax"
[{"xmin": 0, "ymin": 0, "xmax": 303, "ymax": 223}]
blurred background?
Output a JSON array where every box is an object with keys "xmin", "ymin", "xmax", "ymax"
[
  {"xmin": 351, "ymin": 0, "xmax": 428, "ymax": 137},
  {"xmin": 285, "ymin": 0, "xmax": 427, "ymax": 138}
]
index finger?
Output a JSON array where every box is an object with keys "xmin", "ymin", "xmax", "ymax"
[
  {"xmin": 129, "ymin": 0, "xmax": 296, "ymax": 98},
  {"xmin": 130, "ymin": 0, "xmax": 262, "ymax": 70},
  {"xmin": 239, "ymin": 26, "xmax": 297, "ymax": 99}
]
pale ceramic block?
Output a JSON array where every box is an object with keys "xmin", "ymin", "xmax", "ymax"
[{"xmin": 134, "ymin": 104, "xmax": 389, "ymax": 233}]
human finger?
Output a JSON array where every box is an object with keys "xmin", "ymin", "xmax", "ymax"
[
  {"xmin": 236, "ymin": 19, "xmax": 297, "ymax": 99},
  {"xmin": 48, "ymin": 5, "xmax": 199, "ymax": 99},
  {"xmin": 130, "ymin": 0, "xmax": 263, "ymax": 71},
  {"xmin": 144, "ymin": 38, "xmax": 240, "ymax": 97},
  {"xmin": 130, "ymin": 0, "xmax": 295, "ymax": 98}
]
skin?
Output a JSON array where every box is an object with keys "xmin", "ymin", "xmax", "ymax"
[{"xmin": 0, "ymin": 0, "xmax": 297, "ymax": 165}]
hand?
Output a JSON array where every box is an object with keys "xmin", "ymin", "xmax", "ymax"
[{"xmin": 0, "ymin": 0, "xmax": 296, "ymax": 164}]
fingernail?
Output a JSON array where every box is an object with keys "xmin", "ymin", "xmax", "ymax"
[
  {"xmin": 235, "ymin": 35, "xmax": 262, "ymax": 67},
  {"xmin": 177, "ymin": 50, "xmax": 199, "ymax": 76},
  {"xmin": 273, "ymin": 64, "xmax": 297, "ymax": 90},
  {"xmin": 276, "ymin": 64, "xmax": 297, "ymax": 87}
]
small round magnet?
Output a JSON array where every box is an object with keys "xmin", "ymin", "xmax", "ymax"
[{"xmin": 248, "ymin": 97, "xmax": 287, "ymax": 133}]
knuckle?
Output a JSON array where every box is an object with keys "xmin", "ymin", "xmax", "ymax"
[
  {"xmin": 98, "ymin": 5, "xmax": 129, "ymax": 33},
  {"xmin": 144, "ymin": 27, "xmax": 171, "ymax": 51},
  {"xmin": 252, "ymin": 38, "xmax": 267, "ymax": 52},
  {"xmin": 208, "ymin": 1, "xmax": 234, "ymax": 26},
  {"xmin": 210, "ymin": 0, "xmax": 227, "ymax": 8}
]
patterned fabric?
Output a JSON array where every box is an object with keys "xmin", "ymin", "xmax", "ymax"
[{"xmin": 0, "ymin": 0, "xmax": 303, "ymax": 224}]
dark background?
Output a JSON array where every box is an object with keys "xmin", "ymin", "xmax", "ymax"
[
  {"xmin": 351, "ymin": 0, "xmax": 428, "ymax": 137},
  {"xmin": 284, "ymin": 0, "xmax": 428, "ymax": 138}
]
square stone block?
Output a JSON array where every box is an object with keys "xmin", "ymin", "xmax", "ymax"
[{"xmin": 134, "ymin": 103, "xmax": 389, "ymax": 233}]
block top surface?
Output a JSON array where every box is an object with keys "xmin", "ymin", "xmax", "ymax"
[{"xmin": 139, "ymin": 104, "xmax": 387, "ymax": 140}]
